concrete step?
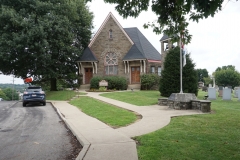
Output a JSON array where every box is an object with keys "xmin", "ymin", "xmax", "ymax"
[
  {"xmin": 127, "ymin": 84, "xmax": 141, "ymax": 90},
  {"xmin": 79, "ymin": 84, "xmax": 90, "ymax": 90}
]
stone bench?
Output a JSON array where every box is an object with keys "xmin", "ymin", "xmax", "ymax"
[
  {"xmin": 199, "ymin": 100, "xmax": 211, "ymax": 112},
  {"xmin": 191, "ymin": 100, "xmax": 211, "ymax": 112},
  {"xmin": 158, "ymin": 98, "xmax": 168, "ymax": 106},
  {"xmin": 191, "ymin": 100, "xmax": 201, "ymax": 110}
]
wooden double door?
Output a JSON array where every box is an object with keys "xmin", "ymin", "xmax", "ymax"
[
  {"xmin": 131, "ymin": 66, "xmax": 140, "ymax": 83},
  {"xmin": 85, "ymin": 68, "xmax": 93, "ymax": 84}
]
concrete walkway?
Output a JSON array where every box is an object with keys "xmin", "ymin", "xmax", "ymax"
[{"xmin": 50, "ymin": 91, "xmax": 203, "ymax": 160}]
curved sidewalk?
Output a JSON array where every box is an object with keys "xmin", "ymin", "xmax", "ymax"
[
  {"xmin": 87, "ymin": 92, "xmax": 203, "ymax": 137},
  {"xmin": 51, "ymin": 91, "xmax": 203, "ymax": 160}
]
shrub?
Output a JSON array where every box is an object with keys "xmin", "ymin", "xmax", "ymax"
[
  {"xmin": 141, "ymin": 74, "xmax": 160, "ymax": 90},
  {"xmin": 104, "ymin": 76, "xmax": 127, "ymax": 90},
  {"xmin": 90, "ymin": 76, "xmax": 127, "ymax": 90},
  {"xmin": 90, "ymin": 76, "xmax": 103, "ymax": 89}
]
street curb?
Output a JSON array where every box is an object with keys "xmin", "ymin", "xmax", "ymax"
[{"xmin": 50, "ymin": 102, "xmax": 90, "ymax": 160}]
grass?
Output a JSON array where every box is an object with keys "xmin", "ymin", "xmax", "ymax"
[
  {"xmin": 100, "ymin": 90, "xmax": 164, "ymax": 106},
  {"xmin": 46, "ymin": 90, "xmax": 86, "ymax": 101},
  {"xmin": 70, "ymin": 96, "xmax": 137, "ymax": 128},
  {"xmin": 135, "ymin": 91, "xmax": 240, "ymax": 160},
  {"xmin": 47, "ymin": 89, "xmax": 240, "ymax": 159}
]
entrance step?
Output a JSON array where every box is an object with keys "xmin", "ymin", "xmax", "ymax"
[
  {"xmin": 127, "ymin": 84, "xmax": 141, "ymax": 90},
  {"xmin": 79, "ymin": 84, "xmax": 90, "ymax": 90}
]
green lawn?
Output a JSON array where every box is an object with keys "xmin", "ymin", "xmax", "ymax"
[
  {"xmin": 46, "ymin": 90, "xmax": 86, "ymax": 101},
  {"xmin": 70, "ymin": 96, "xmax": 138, "ymax": 128},
  {"xmin": 48, "ymin": 89, "xmax": 240, "ymax": 159},
  {"xmin": 100, "ymin": 90, "xmax": 164, "ymax": 106},
  {"xmin": 135, "ymin": 91, "xmax": 240, "ymax": 160}
]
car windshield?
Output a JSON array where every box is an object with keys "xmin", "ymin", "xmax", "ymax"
[{"xmin": 26, "ymin": 87, "xmax": 42, "ymax": 92}]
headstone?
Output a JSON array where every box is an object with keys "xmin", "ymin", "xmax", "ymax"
[
  {"xmin": 218, "ymin": 86, "xmax": 223, "ymax": 97},
  {"xmin": 227, "ymin": 86, "xmax": 233, "ymax": 93},
  {"xmin": 234, "ymin": 87, "xmax": 239, "ymax": 98},
  {"xmin": 208, "ymin": 88, "xmax": 216, "ymax": 100},
  {"xmin": 238, "ymin": 88, "xmax": 240, "ymax": 101},
  {"xmin": 209, "ymin": 84, "xmax": 212, "ymax": 88},
  {"xmin": 198, "ymin": 82, "xmax": 204, "ymax": 88},
  {"xmin": 202, "ymin": 86, "xmax": 207, "ymax": 92},
  {"xmin": 223, "ymin": 88, "xmax": 232, "ymax": 100}
]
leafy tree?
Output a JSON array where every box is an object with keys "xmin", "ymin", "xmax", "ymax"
[
  {"xmin": 203, "ymin": 76, "xmax": 212, "ymax": 87},
  {"xmin": 89, "ymin": 0, "xmax": 237, "ymax": 44},
  {"xmin": 196, "ymin": 68, "xmax": 209, "ymax": 82},
  {"xmin": 0, "ymin": 0, "xmax": 93, "ymax": 91},
  {"xmin": 214, "ymin": 66, "xmax": 240, "ymax": 88},
  {"xmin": 0, "ymin": 89, "xmax": 8, "ymax": 100},
  {"xmin": 159, "ymin": 46, "xmax": 198, "ymax": 97},
  {"xmin": 2, "ymin": 88, "xmax": 19, "ymax": 100},
  {"xmin": 215, "ymin": 65, "xmax": 236, "ymax": 72}
]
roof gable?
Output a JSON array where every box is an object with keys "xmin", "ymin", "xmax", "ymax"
[
  {"xmin": 88, "ymin": 12, "xmax": 134, "ymax": 47},
  {"xmin": 124, "ymin": 28, "xmax": 161, "ymax": 61}
]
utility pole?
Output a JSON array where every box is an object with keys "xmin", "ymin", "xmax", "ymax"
[{"xmin": 12, "ymin": 75, "xmax": 14, "ymax": 101}]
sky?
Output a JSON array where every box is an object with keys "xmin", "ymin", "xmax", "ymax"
[{"xmin": 0, "ymin": 0, "xmax": 239, "ymax": 84}]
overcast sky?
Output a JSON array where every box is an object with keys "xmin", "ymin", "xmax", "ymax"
[{"xmin": 1, "ymin": 0, "xmax": 239, "ymax": 84}]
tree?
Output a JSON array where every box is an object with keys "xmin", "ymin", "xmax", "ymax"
[
  {"xmin": 214, "ymin": 66, "xmax": 240, "ymax": 88},
  {"xmin": 88, "ymin": 0, "xmax": 235, "ymax": 44},
  {"xmin": 0, "ymin": 89, "xmax": 8, "ymax": 100},
  {"xmin": 159, "ymin": 46, "xmax": 198, "ymax": 97},
  {"xmin": 0, "ymin": 0, "xmax": 93, "ymax": 91},
  {"xmin": 2, "ymin": 88, "xmax": 19, "ymax": 100},
  {"xmin": 196, "ymin": 68, "xmax": 209, "ymax": 82}
]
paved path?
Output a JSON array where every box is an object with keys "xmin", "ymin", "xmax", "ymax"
[{"xmin": 50, "ymin": 91, "xmax": 203, "ymax": 160}]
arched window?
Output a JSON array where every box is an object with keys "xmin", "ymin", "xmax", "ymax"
[
  {"xmin": 105, "ymin": 52, "xmax": 118, "ymax": 75},
  {"xmin": 109, "ymin": 29, "xmax": 113, "ymax": 39}
]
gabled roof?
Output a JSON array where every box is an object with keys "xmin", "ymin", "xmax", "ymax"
[
  {"xmin": 88, "ymin": 12, "xmax": 134, "ymax": 47},
  {"xmin": 76, "ymin": 47, "xmax": 97, "ymax": 62},
  {"xmin": 123, "ymin": 27, "xmax": 161, "ymax": 61},
  {"xmin": 160, "ymin": 35, "xmax": 170, "ymax": 42}
]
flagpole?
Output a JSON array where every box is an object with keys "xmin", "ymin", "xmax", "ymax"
[{"xmin": 180, "ymin": 33, "xmax": 183, "ymax": 94}]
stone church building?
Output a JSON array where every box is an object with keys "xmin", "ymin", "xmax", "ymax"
[{"xmin": 77, "ymin": 12, "xmax": 162, "ymax": 89}]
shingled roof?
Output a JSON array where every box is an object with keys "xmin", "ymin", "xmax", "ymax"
[
  {"xmin": 78, "ymin": 26, "xmax": 161, "ymax": 62},
  {"xmin": 77, "ymin": 47, "xmax": 97, "ymax": 62},
  {"xmin": 123, "ymin": 27, "xmax": 161, "ymax": 61}
]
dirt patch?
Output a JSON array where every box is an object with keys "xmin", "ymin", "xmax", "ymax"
[{"xmin": 65, "ymin": 130, "xmax": 82, "ymax": 160}]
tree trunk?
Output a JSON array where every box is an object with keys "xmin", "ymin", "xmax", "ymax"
[{"xmin": 50, "ymin": 78, "xmax": 57, "ymax": 91}]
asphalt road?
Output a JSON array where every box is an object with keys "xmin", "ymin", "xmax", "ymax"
[{"xmin": 0, "ymin": 101, "xmax": 81, "ymax": 160}]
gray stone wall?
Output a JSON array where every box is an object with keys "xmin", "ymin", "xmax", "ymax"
[{"xmin": 90, "ymin": 17, "xmax": 132, "ymax": 81}]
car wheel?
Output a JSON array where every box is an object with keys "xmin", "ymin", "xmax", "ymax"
[
  {"xmin": 23, "ymin": 103, "xmax": 26, "ymax": 107},
  {"xmin": 43, "ymin": 102, "xmax": 46, "ymax": 106}
]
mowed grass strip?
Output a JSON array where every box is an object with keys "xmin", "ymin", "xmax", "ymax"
[
  {"xmin": 70, "ymin": 96, "xmax": 137, "ymax": 128},
  {"xmin": 46, "ymin": 90, "xmax": 86, "ymax": 101},
  {"xmin": 135, "ymin": 92, "xmax": 240, "ymax": 160},
  {"xmin": 100, "ymin": 91, "xmax": 163, "ymax": 106}
]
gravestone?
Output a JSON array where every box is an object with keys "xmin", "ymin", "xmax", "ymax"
[
  {"xmin": 234, "ymin": 87, "xmax": 239, "ymax": 98},
  {"xmin": 198, "ymin": 82, "xmax": 204, "ymax": 88},
  {"xmin": 209, "ymin": 84, "xmax": 212, "ymax": 88},
  {"xmin": 227, "ymin": 86, "xmax": 233, "ymax": 93},
  {"xmin": 223, "ymin": 87, "xmax": 232, "ymax": 100},
  {"xmin": 218, "ymin": 86, "xmax": 223, "ymax": 97},
  {"xmin": 202, "ymin": 86, "xmax": 207, "ymax": 92},
  {"xmin": 238, "ymin": 88, "xmax": 240, "ymax": 101},
  {"xmin": 208, "ymin": 88, "xmax": 216, "ymax": 100}
]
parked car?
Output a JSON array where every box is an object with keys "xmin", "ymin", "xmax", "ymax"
[{"xmin": 22, "ymin": 86, "xmax": 46, "ymax": 106}]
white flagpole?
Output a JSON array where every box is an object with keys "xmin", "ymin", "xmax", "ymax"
[{"xmin": 180, "ymin": 33, "xmax": 183, "ymax": 94}]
